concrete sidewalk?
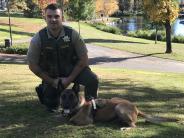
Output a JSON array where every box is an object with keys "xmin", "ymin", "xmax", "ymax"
[
  {"xmin": 87, "ymin": 44, "xmax": 184, "ymax": 73},
  {"xmin": 0, "ymin": 53, "xmax": 27, "ymax": 64},
  {"xmin": 1, "ymin": 44, "xmax": 184, "ymax": 73}
]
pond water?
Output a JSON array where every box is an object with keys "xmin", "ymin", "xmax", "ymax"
[
  {"xmin": 108, "ymin": 16, "xmax": 184, "ymax": 36},
  {"xmin": 172, "ymin": 18, "xmax": 184, "ymax": 36}
]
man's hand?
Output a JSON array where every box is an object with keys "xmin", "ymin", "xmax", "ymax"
[
  {"xmin": 59, "ymin": 77, "xmax": 71, "ymax": 88},
  {"xmin": 52, "ymin": 78, "xmax": 60, "ymax": 89},
  {"xmin": 52, "ymin": 78, "xmax": 71, "ymax": 89},
  {"xmin": 58, "ymin": 53, "xmax": 88, "ymax": 89}
]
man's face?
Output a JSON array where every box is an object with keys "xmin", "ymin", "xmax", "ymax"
[{"xmin": 45, "ymin": 9, "xmax": 63, "ymax": 30}]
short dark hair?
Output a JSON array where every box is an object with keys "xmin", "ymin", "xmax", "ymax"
[{"xmin": 44, "ymin": 3, "xmax": 61, "ymax": 12}]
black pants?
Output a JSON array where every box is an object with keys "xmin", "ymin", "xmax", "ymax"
[
  {"xmin": 36, "ymin": 67, "xmax": 99, "ymax": 109},
  {"xmin": 74, "ymin": 67, "xmax": 99, "ymax": 100}
]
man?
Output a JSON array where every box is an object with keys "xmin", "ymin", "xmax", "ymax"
[{"xmin": 27, "ymin": 3, "xmax": 98, "ymax": 112}]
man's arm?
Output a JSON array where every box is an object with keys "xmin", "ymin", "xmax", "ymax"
[
  {"xmin": 28, "ymin": 53, "xmax": 88, "ymax": 88},
  {"xmin": 61, "ymin": 53, "xmax": 88, "ymax": 88},
  {"xmin": 28, "ymin": 62, "xmax": 58, "ymax": 87},
  {"xmin": 27, "ymin": 33, "xmax": 58, "ymax": 88},
  {"xmin": 60, "ymin": 28, "xmax": 88, "ymax": 88}
]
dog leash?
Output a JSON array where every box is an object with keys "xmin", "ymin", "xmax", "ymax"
[{"xmin": 91, "ymin": 99, "xmax": 97, "ymax": 110}]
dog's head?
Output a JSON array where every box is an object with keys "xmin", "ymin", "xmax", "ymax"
[{"xmin": 61, "ymin": 83, "xmax": 80, "ymax": 114}]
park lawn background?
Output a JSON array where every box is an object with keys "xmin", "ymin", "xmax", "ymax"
[
  {"xmin": 0, "ymin": 17, "xmax": 184, "ymax": 61},
  {"xmin": 0, "ymin": 64, "xmax": 184, "ymax": 138},
  {"xmin": 0, "ymin": 16, "xmax": 184, "ymax": 137}
]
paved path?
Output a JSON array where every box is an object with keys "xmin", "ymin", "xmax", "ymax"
[
  {"xmin": 88, "ymin": 45, "xmax": 184, "ymax": 73},
  {"xmin": 0, "ymin": 53, "xmax": 27, "ymax": 64},
  {"xmin": 1, "ymin": 44, "xmax": 184, "ymax": 73}
]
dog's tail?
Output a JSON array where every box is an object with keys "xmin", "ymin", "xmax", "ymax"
[{"xmin": 138, "ymin": 110, "xmax": 178, "ymax": 124}]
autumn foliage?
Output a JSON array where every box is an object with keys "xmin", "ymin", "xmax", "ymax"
[
  {"xmin": 143, "ymin": 0, "xmax": 179, "ymax": 24},
  {"xmin": 143, "ymin": 0, "xmax": 179, "ymax": 53},
  {"xmin": 36, "ymin": 0, "xmax": 57, "ymax": 10},
  {"xmin": 95, "ymin": 0, "xmax": 119, "ymax": 17}
]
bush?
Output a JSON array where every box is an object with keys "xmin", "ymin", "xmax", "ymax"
[
  {"xmin": 150, "ymin": 32, "xmax": 164, "ymax": 41},
  {"xmin": 126, "ymin": 29, "xmax": 184, "ymax": 43},
  {"xmin": 0, "ymin": 43, "xmax": 28, "ymax": 55},
  {"xmin": 0, "ymin": 11, "xmax": 24, "ymax": 17},
  {"xmin": 127, "ymin": 30, "xmax": 168, "ymax": 42},
  {"xmin": 135, "ymin": 30, "xmax": 151, "ymax": 39},
  {"xmin": 126, "ymin": 31, "xmax": 136, "ymax": 37},
  {"xmin": 89, "ymin": 22, "xmax": 122, "ymax": 35},
  {"xmin": 172, "ymin": 35, "xmax": 184, "ymax": 43},
  {"xmin": 0, "ymin": 47, "xmax": 28, "ymax": 55}
]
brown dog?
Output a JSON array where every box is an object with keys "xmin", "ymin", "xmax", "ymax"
[{"xmin": 60, "ymin": 84, "xmax": 178, "ymax": 129}]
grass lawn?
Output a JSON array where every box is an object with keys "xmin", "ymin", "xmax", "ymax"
[
  {"xmin": 0, "ymin": 64, "xmax": 184, "ymax": 138},
  {"xmin": 0, "ymin": 17, "xmax": 45, "ymax": 43},
  {"xmin": 1, "ymin": 17, "xmax": 184, "ymax": 61},
  {"xmin": 1, "ymin": 16, "xmax": 184, "ymax": 137}
]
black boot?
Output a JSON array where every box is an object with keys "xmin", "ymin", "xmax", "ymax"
[{"xmin": 35, "ymin": 84, "xmax": 44, "ymax": 104}]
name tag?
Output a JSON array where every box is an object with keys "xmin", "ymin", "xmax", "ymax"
[
  {"xmin": 45, "ymin": 47, "xmax": 54, "ymax": 50},
  {"xmin": 60, "ymin": 44, "xmax": 69, "ymax": 48}
]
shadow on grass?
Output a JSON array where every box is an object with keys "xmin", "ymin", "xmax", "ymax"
[
  {"xmin": 0, "ymin": 22, "xmax": 19, "ymax": 27},
  {"xmin": 84, "ymin": 38, "xmax": 148, "ymax": 44},
  {"xmin": 0, "ymin": 28, "xmax": 35, "ymax": 37},
  {"xmin": 0, "ymin": 102, "xmax": 64, "ymax": 137},
  {"xmin": 99, "ymin": 78, "xmax": 184, "ymax": 101},
  {"xmin": 0, "ymin": 78, "xmax": 184, "ymax": 137}
]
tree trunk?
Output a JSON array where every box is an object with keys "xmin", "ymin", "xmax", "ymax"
[
  {"xmin": 7, "ymin": 0, "xmax": 12, "ymax": 46},
  {"xmin": 165, "ymin": 20, "xmax": 172, "ymax": 53},
  {"xmin": 78, "ymin": 20, "xmax": 80, "ymax": 35},
  {"xmin": 155, "ymin": 25, "xmax": 158, "ymax": 44}
]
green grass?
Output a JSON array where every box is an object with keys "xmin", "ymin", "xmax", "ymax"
[
  {"xmin": 0, "ymin": 64, "xmax": 184, "ymax": 138},
  {"xmin": 0, "ymin": 25, "xmax": 29, "ymax": 41},
  {"xmin": 1, "ymin": 17, "xmax": 184, "ymax": 61},
  {"xmin": 1, "ymin": 16, "xmax": 184, "ymax": 137},
  {"xmin": 0, "ymin": 16, "xmax": 45, "ymax": 25},
  {"xmin": 0, "ymin": 17, "xmax": 45, "ymax": 43}
]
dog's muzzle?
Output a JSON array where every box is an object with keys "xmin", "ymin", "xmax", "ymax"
[
  {"xmin": 63, "ymin": 109, "xmax": 70, "ymax": 114},
  {"xmin": 61, "ymin": 109, "xmax": 71, "ymax": 117}
]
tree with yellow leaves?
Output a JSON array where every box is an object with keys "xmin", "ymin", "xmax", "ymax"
[
  {"xmin": 95, "ymin": 0, "xmax": 119, "ymax": 17},
  {"xmin": 36, "ymin": 0, "xmax": 57, "ymax": 10},
  {"xmin": 143, "ymin": 0, "xmax": 179, "ymax": 53}
]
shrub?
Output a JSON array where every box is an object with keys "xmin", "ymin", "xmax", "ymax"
[
  {"xmin": 0, "ymin": 43, "xmax": 28, "ymax": 55},
  {"xmin": 150, "ymin": 32, "xmax": 164, "ymax": 41},
  {"xmin": 127, "ymin": 30, "xmax": 170, "ymax": 42},
  {"xmin": 135, "ymin": 30, "xmax": 151, "ymax": 39},
  {"xmin": 89, "ymin": 22, "xmax": 122, "ymax": 35},
  {"xmin": 0, "ymin": 47, "xmax": 28, "ymax": 55},
  {"xmin": 172, "ymin": 35, "xmax": 184, "ymax": 43},
  {"xmin": 126, "ymin": 31, "xmax": 137, "ymax": 37}
]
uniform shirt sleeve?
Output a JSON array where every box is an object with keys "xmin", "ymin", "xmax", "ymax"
[
  {"xmin": 71, "ymin": 29, "xmax": 88, "ymax": 57},
  {"xmin": 27, "ymin": 32, "xmax": 41, "ymax": 64}
]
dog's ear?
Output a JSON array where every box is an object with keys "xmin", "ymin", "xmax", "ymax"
[{"xmin": 72, "ymin": 83, "xmax": 80, "ymax": 94}]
